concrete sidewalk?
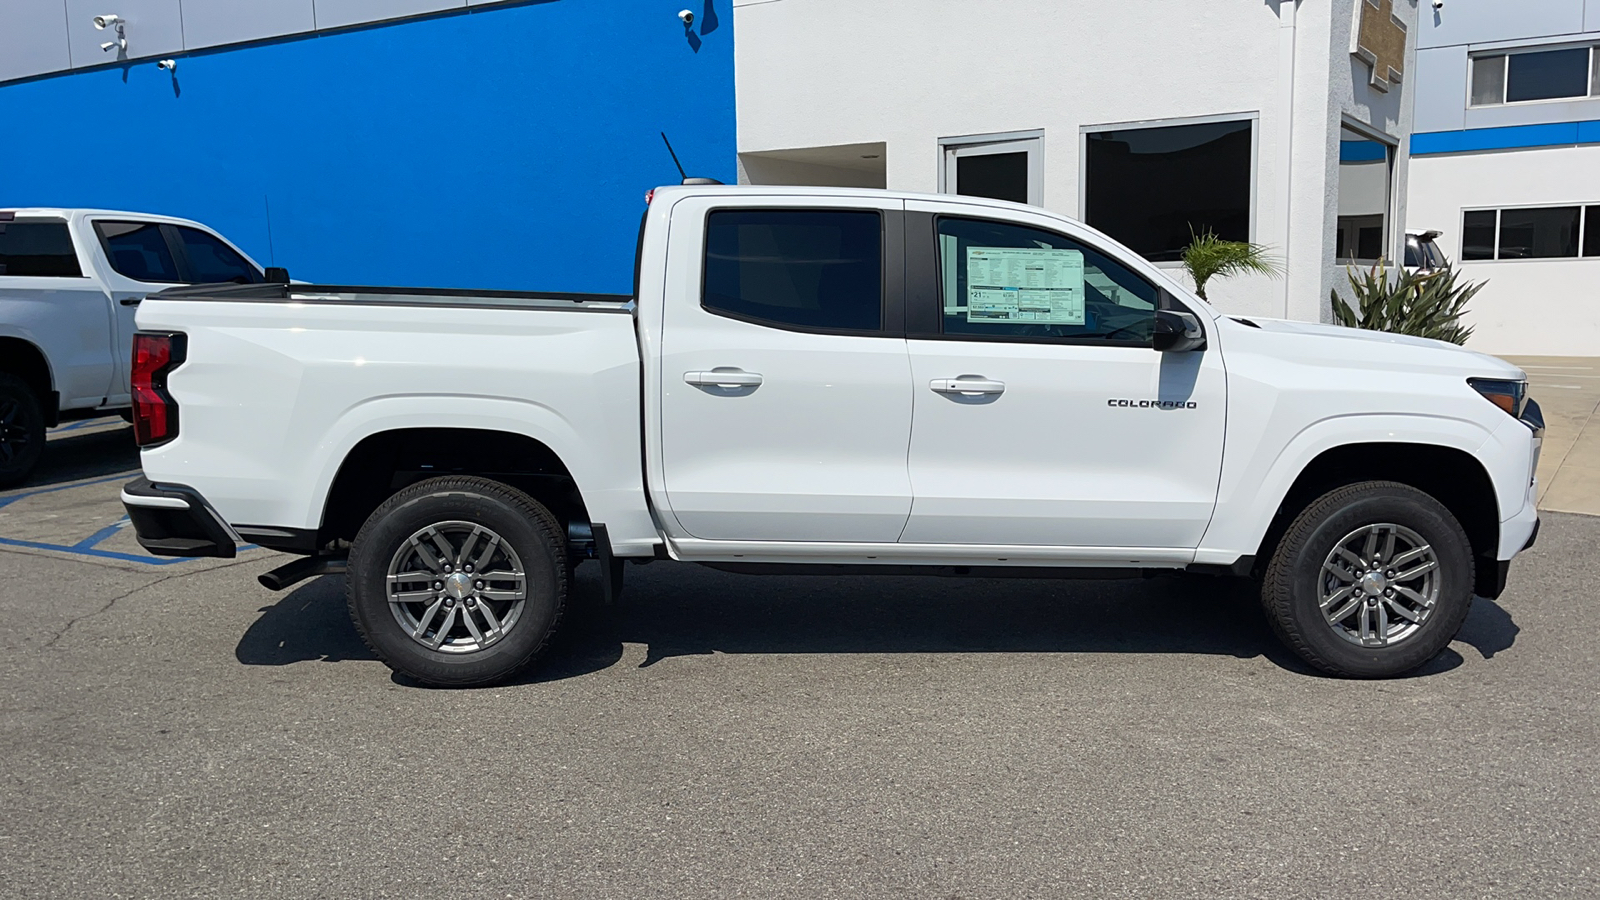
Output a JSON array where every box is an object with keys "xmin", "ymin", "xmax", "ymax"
[{"xmin": 1503, "ymin": 356, "xmax": 1600, "ymax": 517}]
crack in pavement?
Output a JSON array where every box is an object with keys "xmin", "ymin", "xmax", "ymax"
[{"xmin": 40, "ymin": 556, "xmax": 265, "ymax": 649}]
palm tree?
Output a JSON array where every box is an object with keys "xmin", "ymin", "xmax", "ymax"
[{"xmin": 1180, "ymin": 228, "xmax": 1282, "ymax": 301}]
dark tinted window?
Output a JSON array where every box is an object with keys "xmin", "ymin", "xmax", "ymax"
[
  {"xmin": 1461, "ymin": 210, "xmax": 1497, "ymax": 261},
  {"xmin": 175, "ymin": 226, "xmax": 262, "ymax": 284},
  {"xmin": 956, "ymin": 152, "xmax": 1029, "ymax": 204},
  {"xmin": 1498, "ymin": 206, "xmax": 1579, "ymax": 259},
  {"xmin": 1586, "ymin": 207, "xmax": 1600, "ymax": 258},
  {"xmin": 97, "ymin": 221, "xmax": 180, "ymax": 282},
  {"xmin": 1505, "ymin": 47, "xmax": 1591, "ymax": 103},
  {"xmin": 0, "ymin": 222, "xmax": 82, "ymax": 277},
  {"xmin": 936, "ymin": 217, "xmax": 1158, "ymax": 343},
  {"xmin": 1403, "ymin": 236, "xmax": 1422, "ymax": 267},
  {"xmin": 1084, "ymin": 119, "xmax": 1252, "ymax": 262},
  {"xmin": 703, "ymin": 210, "xmax": 882, "ymax": 332},
  {"xmin": 1356, "ymin": 226, "xmax": 1384, "ymax": 261}
]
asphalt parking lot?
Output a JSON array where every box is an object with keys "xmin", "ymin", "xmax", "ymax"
[{"xmin": 2, "ymin": 418, "xmax": 1598, "ymax": 899}]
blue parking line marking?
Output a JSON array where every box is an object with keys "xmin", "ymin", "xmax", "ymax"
[
  {"xmin": 72, "ymin": 519, "xmax": 129, "ymax": 550},
  {"xmin": 0, "ymin": 534, "xmax": 192, "ymax": 565}
]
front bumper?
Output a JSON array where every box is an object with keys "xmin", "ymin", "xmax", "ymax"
[{"xmin": 120, "ymin": 476, "xmax": 239, "ymax": 558}]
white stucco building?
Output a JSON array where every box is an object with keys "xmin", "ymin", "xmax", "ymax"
[
  {"xmin": 1407, "ymin": 1, "xmax": 1600, "ymax": 355},
  {"xmin": 732, "ymin": 0, "xmax": 1422, "ymax": 325}
]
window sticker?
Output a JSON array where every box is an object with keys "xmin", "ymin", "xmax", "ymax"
[{"xmin": 965, "ymin": 246, "xmax": 1085, "ymax": 324}]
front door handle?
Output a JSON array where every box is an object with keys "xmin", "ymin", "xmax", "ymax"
[
  {"xmin": 685, "ymin": 369, "xmax": 764, "ymax": 388},
  {"xmin": 930, "ymin": 377, "xmax": 1005, "ymax": 396}
]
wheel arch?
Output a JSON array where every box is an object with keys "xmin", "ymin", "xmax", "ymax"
[
  {"xmin": 1252, "ymin": 442, "xmax": 1501, "ymax": 596},
  {"xmin": 0, "ymin": 336, "xmax": 57, "ymax": 425},
  {"xmin": 317, "ymin": 427, "xmax": 586, "ymax": 551}
]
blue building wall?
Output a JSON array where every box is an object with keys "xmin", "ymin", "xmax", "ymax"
[{"xmin": 0, "ymin": 1, "xmax": 734, "ymax": 292}]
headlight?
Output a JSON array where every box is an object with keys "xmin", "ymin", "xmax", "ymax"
[{"xmin": 1468, "ymin": 378, "xmax": 1527, "ymax": 418}]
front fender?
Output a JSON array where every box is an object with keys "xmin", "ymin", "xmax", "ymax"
[{"xmin": 1193, "ymin": 413, "xmax": 1495, "ymax": 565}]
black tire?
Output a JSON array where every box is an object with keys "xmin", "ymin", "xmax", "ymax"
[
  {"xmin": 1261, "ymin": 480, "xmax": 1474, "ymax": 678},
  {"xmin": 346, "ymin": 476, "xmax": 567, "ymax": 687},
  {"xmin": 0, "ymin": 373, "xmax": 46, "ymax": 489}
]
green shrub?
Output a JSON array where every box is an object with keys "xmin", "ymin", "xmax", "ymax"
[
  {"xmin": 1180, "ymin": 229, "xmax": 1281, "ymax": 301},
  {"xmin": 1330, "ymin": 262, "xmax": 1482, "ymax": 346}
]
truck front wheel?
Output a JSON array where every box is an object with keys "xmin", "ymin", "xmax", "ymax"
[
  {"xmin": 0, "ymin": 374, "xmax": 46, "ymax": 488},
  {"xmin": 346, "ymin": 476, "xmax": 567, "ymax": 687},
  {"xmin": 1261, "ymin": 481, "xmax": 1474, "ymax": 678}
]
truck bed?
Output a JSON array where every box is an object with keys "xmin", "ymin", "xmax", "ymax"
[{"xmin": 134, "ymin": 282, "xmax": 658, "ymax": 555}]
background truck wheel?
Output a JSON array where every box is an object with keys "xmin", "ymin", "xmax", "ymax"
[
  {"xmin": 0, "ymin": 373, "xmax": 46, "ymax": 488},
  {"xmin": 1261, "ymin": 480, "xmax": 1474, "ymax": 678},
  {"xmin": 346, "ymin": 476, "xmax": 567, "ymax": 687}
]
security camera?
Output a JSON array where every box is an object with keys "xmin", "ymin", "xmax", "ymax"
[
  {"xmin": 157, "ymin": 58, "xmax": 176, "ymax": 71},
  {"xmin": 1431, "ymin": 0, "xmax": 1443, "ymax": 8},
  {"xmin": 93, "ymin": 14, "xmax": 122, "ymax": 29},
  {"xmin": 677, "ymin": 9, "xmax": 694, "ymax": 26},
  {"xmin": 100, "ymin": 41, "xmax": 117, "ymax": 52}
]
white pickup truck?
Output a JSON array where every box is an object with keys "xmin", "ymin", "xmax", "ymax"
[
  {"xmin": 121, "ymin": 185, "xmax": 1543, "ymax": 686},
  {"xmin": 0, "ymin": 208, "xmax": 269, "ymax": 485}
]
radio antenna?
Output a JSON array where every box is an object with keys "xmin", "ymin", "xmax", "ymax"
[{"xmin": 660, "ymin": 132, "xmax": 688, "ymax": 182}]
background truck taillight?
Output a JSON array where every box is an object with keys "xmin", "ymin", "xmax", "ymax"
[{"xmin": 131, "ymin": 332, "xmax": 186, "ymax": 447}]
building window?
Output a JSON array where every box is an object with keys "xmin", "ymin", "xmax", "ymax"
[
  {"xmin": 939, "ymin": 132, "xmax": 1044, "ymax": 206},
  {"xmin": 1082, "ymin": 118, "xmax": 1253, "ymax": 263},
  {"xmin": 1459, "ymin": 206, "xmax": 1600, "ymax": 260},
  {"xmin": 1335, "ymin": 128, "xmax": 1395, "ymax": 264},
  {"xmin": 1470, "ymin": 46, "xmax": 1599, "ymax": 106}
]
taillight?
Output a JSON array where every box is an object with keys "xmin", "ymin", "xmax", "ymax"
[{"xmin": 131, "ymin": 332, "xmax": 186, "ymax": 447}]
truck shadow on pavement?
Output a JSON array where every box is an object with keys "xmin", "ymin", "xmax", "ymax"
[
  {"xmin": 26, "ymin": 422, "xmax": 139, "ymax": 489},
  {"xmin": 234, "ymin": 561, "xmax": 1520, "ymax": 683}
]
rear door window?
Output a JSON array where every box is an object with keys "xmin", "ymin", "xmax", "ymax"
[
  {"xmin": 173, "ymin": 226, "xmax": 263, "ymax": 284},
  {"xmin": 95, "ymin": 221, "xmax": 181, "ymax": 283},
  {"xmin": 0, "ymin": 221, "xmax": 83, "ymax": 277},
  {"xmin": 702, "ymin": 209, "xmax": 883, "ymax": 332}
]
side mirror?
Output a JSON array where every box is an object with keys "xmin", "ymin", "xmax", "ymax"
[
  {"xmin": 264, "ymin": 266, "xmax": 290, "ymax": 284},
  {"xmin": 1153, "ymin": 309, "xmax": 1206, "ymax": 352}
]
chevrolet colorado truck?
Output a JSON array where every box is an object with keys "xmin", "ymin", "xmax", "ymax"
[
  {"xmin": 0, "ymin": 208, "xmax": 268, "ymax": 485},
  {"xmin": 120, "ymin": 186, "xmax": 1543, "ymax": 686}
]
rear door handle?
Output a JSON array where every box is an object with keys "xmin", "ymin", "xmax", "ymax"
[
  {"xmin": 930, "ymin": 377, "xmax": 1005, "ymax": 396},
  {"xmin": 685, "ymin": 369, "xmax": 764, "ymax": 388}
]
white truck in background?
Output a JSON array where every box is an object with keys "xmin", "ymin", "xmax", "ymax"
[
  {"xmin": 122, "ymin": 185, "xmax": 1543, "ymax": 687},
  {"xmin": 0, "ymin": 208, "xmax": 269, "ymax": 485}
]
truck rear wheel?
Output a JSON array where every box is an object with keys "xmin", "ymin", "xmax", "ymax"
[
  {"xmin": 346, "ymin": 476, "xmax": 567, "ymax": 687},
  {"xmin": 1261, "ymin": 480, "xmax": 1474, "ymax": 678},
  {"xmin": 0, "ymin": 374, "xmax": 46, "ymax": 488}
]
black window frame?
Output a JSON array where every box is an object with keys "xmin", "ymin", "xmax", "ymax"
[
  {"xmin": 1460, "ymin": 205, "xmax": 1599, "ymax": 261},
  {"xmin": 0, "ymin": 219, "xmax": 86, "ymax": 278},
  {"xmin": 906, "ymin": 212, "xmax": 1183, "ymax": 349},
  {"xmin": 93, "ymin": 219, "xmax": 262, "ymax": 285},
  {"xmin": 697, "ymin": 206, "xmax": 904, "ymax": 338}
]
